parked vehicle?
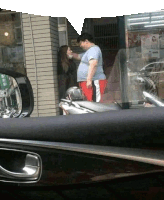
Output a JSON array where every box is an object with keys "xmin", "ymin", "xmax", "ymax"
[{"xmin": 59, "ymin": 86, "xmax": 164, "ymax": 115}]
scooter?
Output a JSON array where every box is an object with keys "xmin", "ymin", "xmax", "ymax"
[
  {"xmin": 59, "ymin": 98, "xmax": 122, "ymax": 115},
  {"xmin": 59, "ymin": 87, "xmax": 164, "ymax": 115}
]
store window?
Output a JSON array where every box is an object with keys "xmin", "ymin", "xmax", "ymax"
[
  {"xmin": 124, "ymin": 11, "xmax": 164, "ymax": 108},
  {"xmin": 0, "ymin": 12, "xmax": 25, "ymax": 75}
]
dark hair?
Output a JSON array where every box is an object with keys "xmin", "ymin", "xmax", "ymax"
[
  {"xmin": 57, "ymin": 45, "xmax": 70, "ymax": 73},
  {"xmin": 77, "ymin": 33, "xmax": 94, "ymax": 43}
]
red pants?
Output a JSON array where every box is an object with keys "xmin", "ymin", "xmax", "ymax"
[{"xmin": 79, "ymin": 79, "xmax": 107, "ymax": 102}]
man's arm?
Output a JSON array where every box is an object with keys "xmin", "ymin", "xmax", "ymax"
[
  {"xmin": 87, "ymin": 59, "xmax": 98, "ymax": 88},
  {"xmin": 72, "ymin": 53, "xmax": 81, "ymax": 61}
]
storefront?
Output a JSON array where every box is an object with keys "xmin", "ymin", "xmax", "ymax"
[{"xmin": 121, "ymin": 11, "xmax": 164, "ymax": 108}]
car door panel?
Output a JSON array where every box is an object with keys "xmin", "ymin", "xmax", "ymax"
[
  {"xmin": 0, "ymin": 108, "xmax": 164, "ymax": 199},
  {"xmin": 0, "ymin": 139, "xmax": 164, "ymax": 186},
  {"xmin": 0, "ymin": 142, "xmax": 164, "ymax": 200}
]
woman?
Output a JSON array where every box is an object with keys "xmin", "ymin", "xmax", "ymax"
[{"xmin": 57, "ymin": 45, "xmax": 77, "ymax": 101}]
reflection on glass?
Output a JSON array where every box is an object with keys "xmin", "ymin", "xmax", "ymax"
[
  {"xmin": 109, "ymin": 48, "xmax": 164, "ymax": 109},
  {"xmin": 123, "ymin": 11, "xmax": 164, "ymax": 108},
  {"xmin": 0, "ymin": 74, "xmax": 22, "ymax": 118},
  {"xmin": 127, "ymin": 59, "xmax": 164, "ymax": 107}
]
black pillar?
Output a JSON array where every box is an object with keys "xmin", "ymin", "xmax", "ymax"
[{"xmin": 117, "ymin": 16, "xmax": 129, "ymax": 109}]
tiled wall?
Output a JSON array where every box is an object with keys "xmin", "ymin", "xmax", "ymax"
[{"xmin": 22, "ymin": 14, "xmax": 59, "ymax": 117}]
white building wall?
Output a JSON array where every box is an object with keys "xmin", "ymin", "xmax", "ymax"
[{"xmin": 22, "ymin": 14, "xmax": 59, "ymax": 117}]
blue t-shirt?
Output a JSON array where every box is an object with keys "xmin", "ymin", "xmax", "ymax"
[{"xmin": 77, "ymin": 45, "xmax": 106, "ymax": 82}]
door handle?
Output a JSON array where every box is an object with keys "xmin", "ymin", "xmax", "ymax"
[{"xmin": 0, "ymin": 154, "xmax": 41, "ymax": 181}]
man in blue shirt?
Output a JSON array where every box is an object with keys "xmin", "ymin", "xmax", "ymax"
[{"xmin": 70, "ymin": 33, "xmax": 107, "ymax": 102}]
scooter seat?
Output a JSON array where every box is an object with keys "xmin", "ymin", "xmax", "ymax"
[{"xmin": 75, "ymin": 101, "xmax": 121, "ymax": 112}]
